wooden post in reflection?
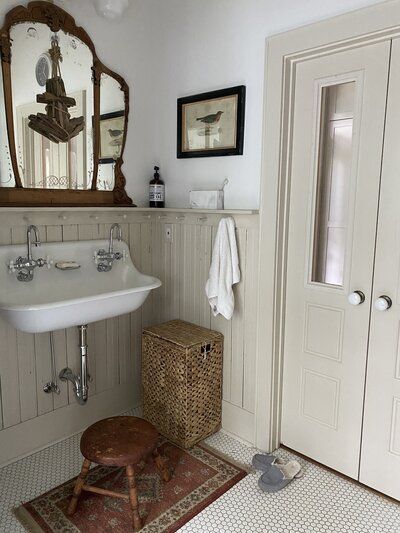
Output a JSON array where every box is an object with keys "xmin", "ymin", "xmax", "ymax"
[{"xmin": 91, "ymin": 61, "xmax": 101, "ymax": 191}]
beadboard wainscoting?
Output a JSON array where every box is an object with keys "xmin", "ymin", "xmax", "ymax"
[{"xmin": 0, "ymin": 208, "xmax": 259, "ymax": 465}]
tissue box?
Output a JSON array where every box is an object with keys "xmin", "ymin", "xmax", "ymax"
[{"xmin": 189, "ymin": 190, "xmax": 224, "ymax": 210}]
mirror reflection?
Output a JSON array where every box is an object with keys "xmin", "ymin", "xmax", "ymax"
[
  {"xmin": 10, "ymin": 22, "xmax": 94, "ymax": 190},
  {"xmin": 0, "ymin": 66, "xmax": 14, "ymax": 188},
  {"xmin": 97, "ymin": 73, "xmax": 126, "ymax": 191}
]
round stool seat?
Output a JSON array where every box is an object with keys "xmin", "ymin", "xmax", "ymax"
[{"xmin": 80, "ymin": 416, "xmax": 159, "ymax": 467}]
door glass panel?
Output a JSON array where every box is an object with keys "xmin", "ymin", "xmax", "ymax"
[{"xmin": 311, "ymin": 82, "xmax": 355, "ymax": 286}]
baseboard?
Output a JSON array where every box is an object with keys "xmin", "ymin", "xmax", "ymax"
[
  {"xmin": 222, "ymin": 400, "xmax": 255, "ymax": 444},
  {"xmin": 0, "ymin": 384, "xmax": 138, "ymax": 467}
]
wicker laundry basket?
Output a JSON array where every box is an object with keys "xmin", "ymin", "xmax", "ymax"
[{"xmin": 142, "ymin": 319, "xmax": 223, "ymax": 448}]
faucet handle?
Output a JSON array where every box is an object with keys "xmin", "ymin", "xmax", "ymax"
[
  {"xmin": 36, "ymin": 256, "xmax": 52, "ymax": 269},
  {"xmin": 8, "ymin": 260, "xmax": 15, "ymax": 273},
  {"xmin": 93, "ymin": 250, "xmax": 105, "ymax": 265}
]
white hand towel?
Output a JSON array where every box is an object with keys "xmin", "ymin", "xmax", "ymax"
[{"xmin": 205, "ymin": 217, "xmax": 240, "ymax": 320}]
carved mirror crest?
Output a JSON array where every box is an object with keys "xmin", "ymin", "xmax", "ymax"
[{"xmin": 0, "ymin": 1, "xmax": 133, "ymax": 206}]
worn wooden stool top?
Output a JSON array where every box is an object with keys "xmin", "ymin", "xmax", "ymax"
[{"xmin": 80, "ymin": 416, "xmax": 159, "ymax": 467}]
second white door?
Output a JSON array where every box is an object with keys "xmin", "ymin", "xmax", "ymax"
[{"xmin": 281, "ymin": 41, "xmax": 391, "ymax": 479}]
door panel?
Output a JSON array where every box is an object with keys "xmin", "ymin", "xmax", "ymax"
[
  {"xmin": 282, "ymin": 42, "xmax": 391, "ymax": 478},
  {"xmin": 359, "ymin": 38, "xmax": 400, "ymax": 500}
]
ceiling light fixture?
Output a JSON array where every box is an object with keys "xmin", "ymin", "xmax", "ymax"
[{"xmin": 92, "ymin": 0, "xmax": 131, "ymax": 20}]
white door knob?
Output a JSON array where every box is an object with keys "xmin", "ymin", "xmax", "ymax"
[
  {"xmin": 348, "ymin": 291, "xmax": 365, "ymax": 306},
  {"xmin": 375, "ymin": 295, "xmax": 392, "ymax": 311}
]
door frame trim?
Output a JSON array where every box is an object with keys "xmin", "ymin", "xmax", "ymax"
[{"xmin": 256, "ymin": 0, "xmax": 400, "ymax": 451}]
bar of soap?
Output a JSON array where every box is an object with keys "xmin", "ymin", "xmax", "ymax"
[{"xmin": 55, "ymin": 261, "xmax": 81, "ymax": 271}]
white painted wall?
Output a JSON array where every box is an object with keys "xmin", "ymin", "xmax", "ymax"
[
  {"xmin": 0, "ymin": 0, "xmax": 388, "ymax": 206},
  {"xmin": 147, "ymin": 0, "xmax": 388, "ymax": 209}
]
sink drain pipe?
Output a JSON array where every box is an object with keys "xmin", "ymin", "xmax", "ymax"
[{"xmin": 59, "ymin": 324, "xmax": 89, "ymax": 405}]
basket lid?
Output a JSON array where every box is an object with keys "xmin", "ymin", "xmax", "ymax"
[{"xmin": 143, "ymin": 319, "xmax": 223, "ymax": 348}]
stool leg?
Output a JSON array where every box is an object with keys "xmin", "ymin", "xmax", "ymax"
[
  {"xmin": 153, "ymin": 449, "xmax": 172, "ymax": 482},
  {"xmin": 68, "ymin": 458, "xmax": 91, "ymax": 516},
  {"xmin": 126, "ymin": 465, "xmax": 142, "ymax": 531}
]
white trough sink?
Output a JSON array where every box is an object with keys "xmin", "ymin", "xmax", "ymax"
[{"xmin": 0, "ymin": 239, "xmax": 161, "ymax": 333}]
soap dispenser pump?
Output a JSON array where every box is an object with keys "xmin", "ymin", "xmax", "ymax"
[{"xmin": 149, "ymin": 165, "xmax": 165, "ymax": 208}]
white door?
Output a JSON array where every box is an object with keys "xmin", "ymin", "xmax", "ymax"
[
  {"xmin": 359, "ymin": 38, "xmax": 400, "ymax": 500},
  {"xmin": 281, "ymin": 42, "xmax": 391, "ymax": 478}
]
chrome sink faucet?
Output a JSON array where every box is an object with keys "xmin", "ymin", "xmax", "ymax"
[
  {"xmin": 8, "ymin": 225, "xmax": 51, "ymax": 282},
  {"xmin": 27, "ymin": 224, "xmax": 41, "ymax": 262},
  {"xmin": 93, "ymin": 223, "xmax": 125, "ymax": 272},
  {"xmin": 109, "ymin": 223, "xmax": 122, "ymax": 254}
]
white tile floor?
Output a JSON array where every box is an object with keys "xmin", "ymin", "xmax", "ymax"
[{"xmin": 1, "ymin": 414, "xmax": 399, "ymax": 532}]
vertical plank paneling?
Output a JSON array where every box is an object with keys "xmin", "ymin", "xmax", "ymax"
[
  {"xmin": 118, "ymin": 314, "xmax": 131, "ymax": 385},
  {"xmin": 62, "ymin": 224, "xmax": 79, "ymax": 402},
  {"xmin": 78, "ymin": 224, "xmax": 105, "ymax": 397},
  {"xmin": 129, "ymin": 223, "xmax": 143, "ymax": 403},
  {"xmin": 0, "ymin": 211, "xmax": 259, "ymax": 450},
  {"xmin": 130, "ymin": 309, "xmax": 142, "ymax": 404},
  {"xmin": 94, "ymin": 320, "xmax": 108, "ymax": 393},
  {"xmin": 230, "ymin": 228, "xmax": 247, "ymax": 408},
  {"xmin": 16, "ymin": 330, "xmax": 37, "ymax": 422},
  {"xmin": 62, "ymin": 225, "xmax": 79, "ymax": 242},
  {"xmin": 179, "ymin": 222, "xmax": 212, "ymax": 328},
  {"xmin": 155, "ymin": 221, "xmax": 180, "ymax": 323},
  {"xmin": 180, "ymin": 224, "xmax": 196, "ymax": 323},
  {"xmin": 210, "ymin": 225, "xmax": 233, "ymax": 402},
  {"xmin": 34, "ymin": 333, "xmax": 53, "ymax": 415},
  {"xmin": 52, "ymin": 330, "xmax": 69, "ymax": 409},
  {"xmin": 46, "ymin": 225, "xmax": 62, "ymax": 243},
  {"xmin": 243, "ymin": 228, "xmax": 259, "ymax": 413},
  {"xmin": 141, "ymin": 221, "xmax": 154, "ymax": 327},
  {"xmin": 46, "ymin": 224, "xmax": 70, "ymax": 408},
  {"xmin": 11, "ymin": 226, "xmax": 37, "ymax": 422},
  {"xmin": 129, "ymin": 223, "xmax": 141, "ymax": 268},
  {"xmin": 0, "ymin": 226, "xmax": 19, "ymax": 429},
  {"xmin": 106, "ymin": 318, "xmax": 119, "ymax": 389},
  {"xmin": 87, "ymin": 324, "xmax": 96, "ymax": 396},
  {"xmin": 0, "ymin": 317, "xmax": 19, "ymax": 428},
  {"xmin": 117, "ymin": 223, "xmax": 132, "ymax": 387},
  {"xmin": 151, "ymin": 222, "xmax": 162, "ymax": 325},
  {"xmin": 169, "ymin": 223, "xmax": 181, "ymax": 322},
  {"xmin": 195, "ymin": 224, "xmax": 212, "ymax": 328}
]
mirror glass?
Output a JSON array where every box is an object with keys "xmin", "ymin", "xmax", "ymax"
[
  {"xmin": 0, "ymin": 66, "xmax": 14, "ymax": 188},
  {"xmin": 10, "ymin": 22, "xmax": 94, "ymax": 190},
  {"xmin": 97, "ymin": 73, "xmax": 126, "ymax": 191}
]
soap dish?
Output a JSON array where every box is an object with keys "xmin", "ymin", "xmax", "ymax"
[{"xmin": 55, "ymin": 261, "xmax": 81, "ymax": 271}]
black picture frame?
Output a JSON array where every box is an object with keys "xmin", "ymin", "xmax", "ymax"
[
  {"xmin": 98, "ymin": 110, "xmax": 125, "ymax": 164},
  {"xmin": 177, "ymin": 85, "xmax": 246, "ymax": 158}
]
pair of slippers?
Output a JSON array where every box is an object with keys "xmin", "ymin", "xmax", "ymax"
[{"xmin": 252, "ymin": 453, "xmax": 303, "ymax": 492}]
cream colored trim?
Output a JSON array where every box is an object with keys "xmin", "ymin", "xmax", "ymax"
[{"xmin": 257, "ymin": 0, "xmax": 400, "ymax": 452}]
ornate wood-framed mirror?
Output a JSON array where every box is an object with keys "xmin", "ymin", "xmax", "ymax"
[{"xmin": 0, "ymin": 1, "xmax": 133, "ymax": 206}]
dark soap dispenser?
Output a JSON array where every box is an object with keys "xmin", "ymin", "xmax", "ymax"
[{"xmin": 149, "ymin": 165, "xmax": 165, "ymax": 208}]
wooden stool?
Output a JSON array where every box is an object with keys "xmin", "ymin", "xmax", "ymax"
[{"xmin": 67, "ymin": 416, "xmax": 171, "ymax": 531}]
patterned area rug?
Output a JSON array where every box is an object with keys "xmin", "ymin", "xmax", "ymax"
[{"xmin": 14, "ymin": 441, "xmax": 247, "ymax": 532}]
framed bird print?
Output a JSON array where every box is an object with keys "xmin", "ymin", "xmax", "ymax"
[
  {"xmin": 98, "ymin": 110, "xmax": 126, "ymax": 164},
  {"xmin": 177, "ymin": 85, "xmax": 246, "ymax": 158}
]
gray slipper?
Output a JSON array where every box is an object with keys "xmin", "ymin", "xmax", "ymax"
[
  {"xmin": 252, "ymin": 453, "xmax": 284, "ymax": 472},
  {"xmin": 258, "ymin": 460, "xmax": 302, "ymax": 493},
  {"xmin": 252, "ymin": 454, "xmax": 303, "ymax": 478}
]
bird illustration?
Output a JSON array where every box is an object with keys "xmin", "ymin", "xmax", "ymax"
[
  {"xmin": 108, "ymin": 128, "xmax": 123, "ymax": 137},
  {"xmin": 196, "ymin": 111, "xmax": 224, "ymax": 125}
]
